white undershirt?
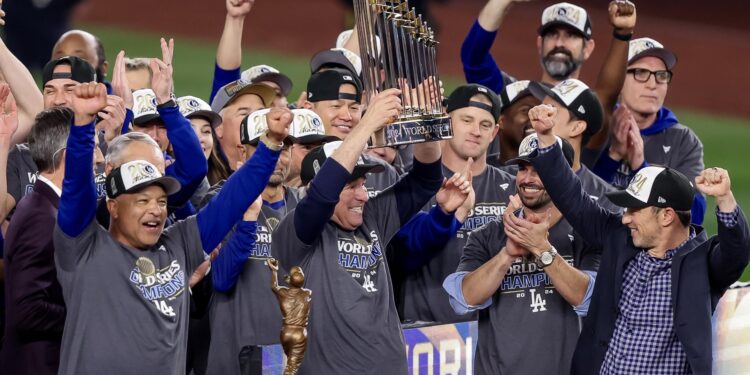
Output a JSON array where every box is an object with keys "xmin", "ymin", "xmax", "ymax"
[{"xmin": 36, "ymin": 174, "xmax": 62, "ymax": 197}]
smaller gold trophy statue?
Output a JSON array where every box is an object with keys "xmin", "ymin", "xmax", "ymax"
[{"xmin": 267, "ymin": 258, "xmax": 312, "ymax": 375}]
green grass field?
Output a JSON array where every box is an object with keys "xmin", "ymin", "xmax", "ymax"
[{"xmin": 86, "ymin": 25, "xmax": 750, "ymax": 281}]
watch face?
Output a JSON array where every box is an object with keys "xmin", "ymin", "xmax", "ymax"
[{"xmin": 541, "ymin": 252, "xmax": 554, "ymax": 265}]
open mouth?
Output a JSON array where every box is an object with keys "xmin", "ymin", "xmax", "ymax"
[{"xmin": 142, "ymin": 220, "xmax": 162, "ymax": 232}]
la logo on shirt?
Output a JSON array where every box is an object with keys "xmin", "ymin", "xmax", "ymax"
[{"xmin": 336, "ymin": 230, "xmax": 382, "ymax": 292}]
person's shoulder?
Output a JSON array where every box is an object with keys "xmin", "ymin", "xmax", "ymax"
[
  {"xmin": 665, "ymin": 122, "xmax": 702, "ymax": 142},
  {"xmin": 484, "ymin": 164, "xmax": 516, "ymax": 182}
]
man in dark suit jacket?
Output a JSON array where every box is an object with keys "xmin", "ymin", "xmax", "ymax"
[
  {"xmin": 2, "ymin": 108, "xmax": 73, "ymax": 374},
  {"xmin": 526, "ymin": 103, "xmax": 750, "ymax": 375}
]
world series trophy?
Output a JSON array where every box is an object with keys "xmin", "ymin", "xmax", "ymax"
[{"xmin": 353, "ymin": 0, "xmax": 452, "ymax": 147}]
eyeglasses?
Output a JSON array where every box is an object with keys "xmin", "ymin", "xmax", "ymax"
[{"xmin": 627, "ymin": 68, "xmax": 673, "ymax": 84}]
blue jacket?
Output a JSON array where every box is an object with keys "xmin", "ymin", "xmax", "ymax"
[{"xmin": 530, "ymin": 142, "xmax": 750, "ymax": 375}]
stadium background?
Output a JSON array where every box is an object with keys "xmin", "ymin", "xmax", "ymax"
[{"xmin": 63, "ymin": 0, "xmax": 750, "ymax": 280}]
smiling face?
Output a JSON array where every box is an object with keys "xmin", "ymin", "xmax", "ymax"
[
  {"xmin": 500, "ymin": 95, "xmax": 541, "ymax": 149},
  {"xmin": 108, "ymin": 185, "xmax": 168, "ymax": 250},
  {"xmin": 620, "ymin": 56, "xmax": 670, "ymax": 117},
  {"xmin": 216, "ymin": 93, "xmax": 266, "ymax": 168},
  {"xmin": 515, "ymin": 162, "xmax": 552, "ymax": 210},
  {"xmin": 621, "ymin": 206, "xmax": 662, "ymax": 249},
  {"xmin": 331, "ymin": 177, "xmax": 368, "ymax": 230},
  {"xmin": 310, "ymin": 83, "xmax": 361, "ymax": 139},
  {"xmin": 43, "ymin": 64, "xmax": 78, "ymax": 109},
  {"xmin": 446, "ymin": 95, "xmax": 498, "ymax": 160}
]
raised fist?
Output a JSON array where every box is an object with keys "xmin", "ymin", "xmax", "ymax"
[
  {"xmin": 695, "ymin": 167, "xmax": 731, "ymax": 198},
  {"xmin": 528, "ymin": 104, "xmax": 557, "ymax": 135},
  {"xmin": 608, "ymin": 0, "xmax": 636, "ymax": 31},
  {"xmin": 265, "ymin": 107, "xmax": 293, "ymax": 144},
  {"xmin": 227, "ymin": 0, "xmax": 254, "ymax": 18},
  {"xmin": 71, "ymin": 82, "xmax": 108, "ymax": 125}
]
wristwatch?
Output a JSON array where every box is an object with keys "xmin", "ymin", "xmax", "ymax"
[{"xmin": 536, "ymin": 246, "xmax": 558, "ymax": 269}]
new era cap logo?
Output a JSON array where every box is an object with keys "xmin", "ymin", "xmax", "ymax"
[
  {"xmin": 658, "ymin": 196, "xmax": 666, "ymax": 204},
  {"xmin": 477, "ymin": 87, "xmax": 488, "ymax": 93},
  {"xmin": 578, "ymin": 105, "xmax": 586, "ymax": 114},
  {"xmin": 343, "ymin": 75, "xmax": 353, "ymax": 81},
  {"xmin": 663, "ymin": 146, "xmax": 671, "ymax": 153}
]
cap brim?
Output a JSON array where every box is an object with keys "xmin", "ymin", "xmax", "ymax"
[
  {"xmin": 605, "ymin": 190, "xmax": 650, "ymax": 209},
  {"xmin": 132, "ymin": 114, "xmax": 161, "ymax": 126},
  {"xmin": 538, "ymin": 22, "xmax": 589, "ymax": 39},
  {"xmin": 129, "ymin": 176, "xmax": 182, "ymax": 197},
  {"xmin": 629, "ymin": 49, "xmax": 677, "ymax": 70},
  {"xmin": 187, "ymin": 110, "xmax": 223, "ymax": 128},
  {"xmin": 293, "ymin": 134, "xmax": 340, "ymax": 145},
  {"xmin": 501, "ymin": 90, "xmax": 535, "ymax": 113},
  {"xmin": 254, "ymin": 73, "xmax": 293, "ymax": 97},
  {"xmin": 504, "ymin": 156, "xmax": 532, "ymax": 166},
  {"xmin": 528, "ymin": 82, "xmax": 569, "ymax": 109},
  {"xmin": 351, "ymin": 163, "xmax": 385, "ymax": 181}
]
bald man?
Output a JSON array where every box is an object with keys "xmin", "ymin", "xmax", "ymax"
[{"xmin": 52, "ymin": 30, "xmax": 109, "ymax": 87}]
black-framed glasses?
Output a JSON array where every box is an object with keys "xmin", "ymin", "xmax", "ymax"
[{"xmin": 627, "ymin": 68, "xmax": 673, "ymax": 84}]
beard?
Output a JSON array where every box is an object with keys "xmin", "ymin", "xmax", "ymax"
[
  {"xmin": 268, "ymin": 171, "xmax": 286, "ymax": 187},
  {"xmin": 517, "ymin": 183, "xmax": 552, "ymax": 210},
  {"xmin": 541, "ymin": 47, "xmax": 584, "ymax": 81}
]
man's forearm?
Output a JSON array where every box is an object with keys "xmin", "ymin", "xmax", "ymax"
[
  {"xmin": 159, "ymin": 104, "xmax": 208, "ymax": 206},
  {"xmin": 58, "ymin": 121, "xmax": 97, "ymax": 237},
  {"xmin": 588, "ymin": 39, "xmax": 629, "ymax": 149},
  {"xmin": 217, "ymin": 15, "xmax": 245, "ymax": 70},
  {"xmin": 330, "ymin": 120, "xmax": 375, "ymax": 172},
  {"xmin": 0, "ymin": 134, "xmax": 12, "ymax": 221},
  {"xmin": 477, "ymin": 0, "xmax": 516, "ymax": 32},
  {"xmin": 462, "ymin": 249, "xmax": 514, "ymax": 305},
  {"xmin": 0, "ymin": 40, "xmax": 43, "ymax": 144},
  {"xmin": 543, "ymin": 255, "xmax": 590, "ymax": 306}
]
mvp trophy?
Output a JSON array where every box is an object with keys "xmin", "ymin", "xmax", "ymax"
[{"xmin": 353, "ymin": 0, "xmax": 452, "ymax": 147}]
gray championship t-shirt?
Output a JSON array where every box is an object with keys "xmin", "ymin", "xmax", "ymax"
[
  {"xmin": 53, "ymin": 216, "xmax": 205, "ymax": 375},
  {"xmin": 6, "ymin": 144, "xmax": 38, "ymax": 213},
  {"xmin": 272, "ymin": 187, "xmax": 408, "ymax": 375},
  {"xmin": 611, "ymin": 123, "xmax": 704, "ymax": 189},
  {"xmin": 457, "ymin": 217, "xmax": 600, "ymax": 375},
  {"xmin": 397, "ymin": 164, "xmax": 516, "ymax": 323},
  {"xmin": 206, "ymin": 187, "xmax": 301, "ymax": 375}
]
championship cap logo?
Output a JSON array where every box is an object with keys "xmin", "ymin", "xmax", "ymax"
[{"xmin": 628, "ymin": 38, "xmax": 665, "ymax": 61}]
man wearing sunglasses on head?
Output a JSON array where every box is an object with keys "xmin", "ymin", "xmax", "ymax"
[{"xmin": 593, "ymin": 38, "xmax": 707, "ymax": 225}]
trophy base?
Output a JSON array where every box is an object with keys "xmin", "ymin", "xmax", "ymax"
[{"xmin": 368, "ymin": 115, "xmax": 452, "ymax": 148}]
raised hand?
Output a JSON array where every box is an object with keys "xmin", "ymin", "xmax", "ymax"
[
  {"xmin": 150, "ymin": 38, "xmax": 175, "ymax": 105},
  {"xmin": 503, "ymin": 237, "xmax": 528, "ymax": 258},
  {"xmin": 696, "ymin": 167, "xmax": 736, "ymax": 213},
  {"xmin": 71, "ymin": 82, "xmax": 108, "ymax": 126},
  {"xmin": 0, "ymin": 84, "xmax": 18, "ymax": 138},
  {"xmin": 97, "ymin": 95, "xmax": 127, "ymax": 144},
  {"xmin": 264, "ymin": 107, "xmax": 293, "ymax": 144},
  {"xmin": 625, "ymin": 120, "xmax": 644, "ymax": 170},
  {"xmin": 111, "ymin": 50, "xmax": 134, "ymax": 109},
  {"xmin": 267, "ymin": 257, "xmax": 279, "ymax": 271},
  {"xmin": 436, "ymin": 157, "xmax": 473, "ymax": 214},
  {"xmin": 189, "ymin": 248, "xmax": 219, "ymax": 288},
  {"xmin": 608, "ymin": 0, "xmax": 636, "ymax": 32},
  {"xmin": 226, "ymin": 0, "xmax": 254, "ymax": 18},
  {"xmin": 528, "ymin": 104, "xmax": 556, "ymax": 135},
  {"xmin": 608, "ymin": 105, "xmax": 633, "ymax": 160},
  {"xmin": 504, "ymin": 207, "xmax": 553, "ymax": 257},
  {"xmin": 359, "ymin": 88, "xmax": 402, "ymax": 131}
]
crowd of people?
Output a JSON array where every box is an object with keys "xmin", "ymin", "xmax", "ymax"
[{"xmin": 0, "ymin": 0, "xmax": 748, "ymax": 374}]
